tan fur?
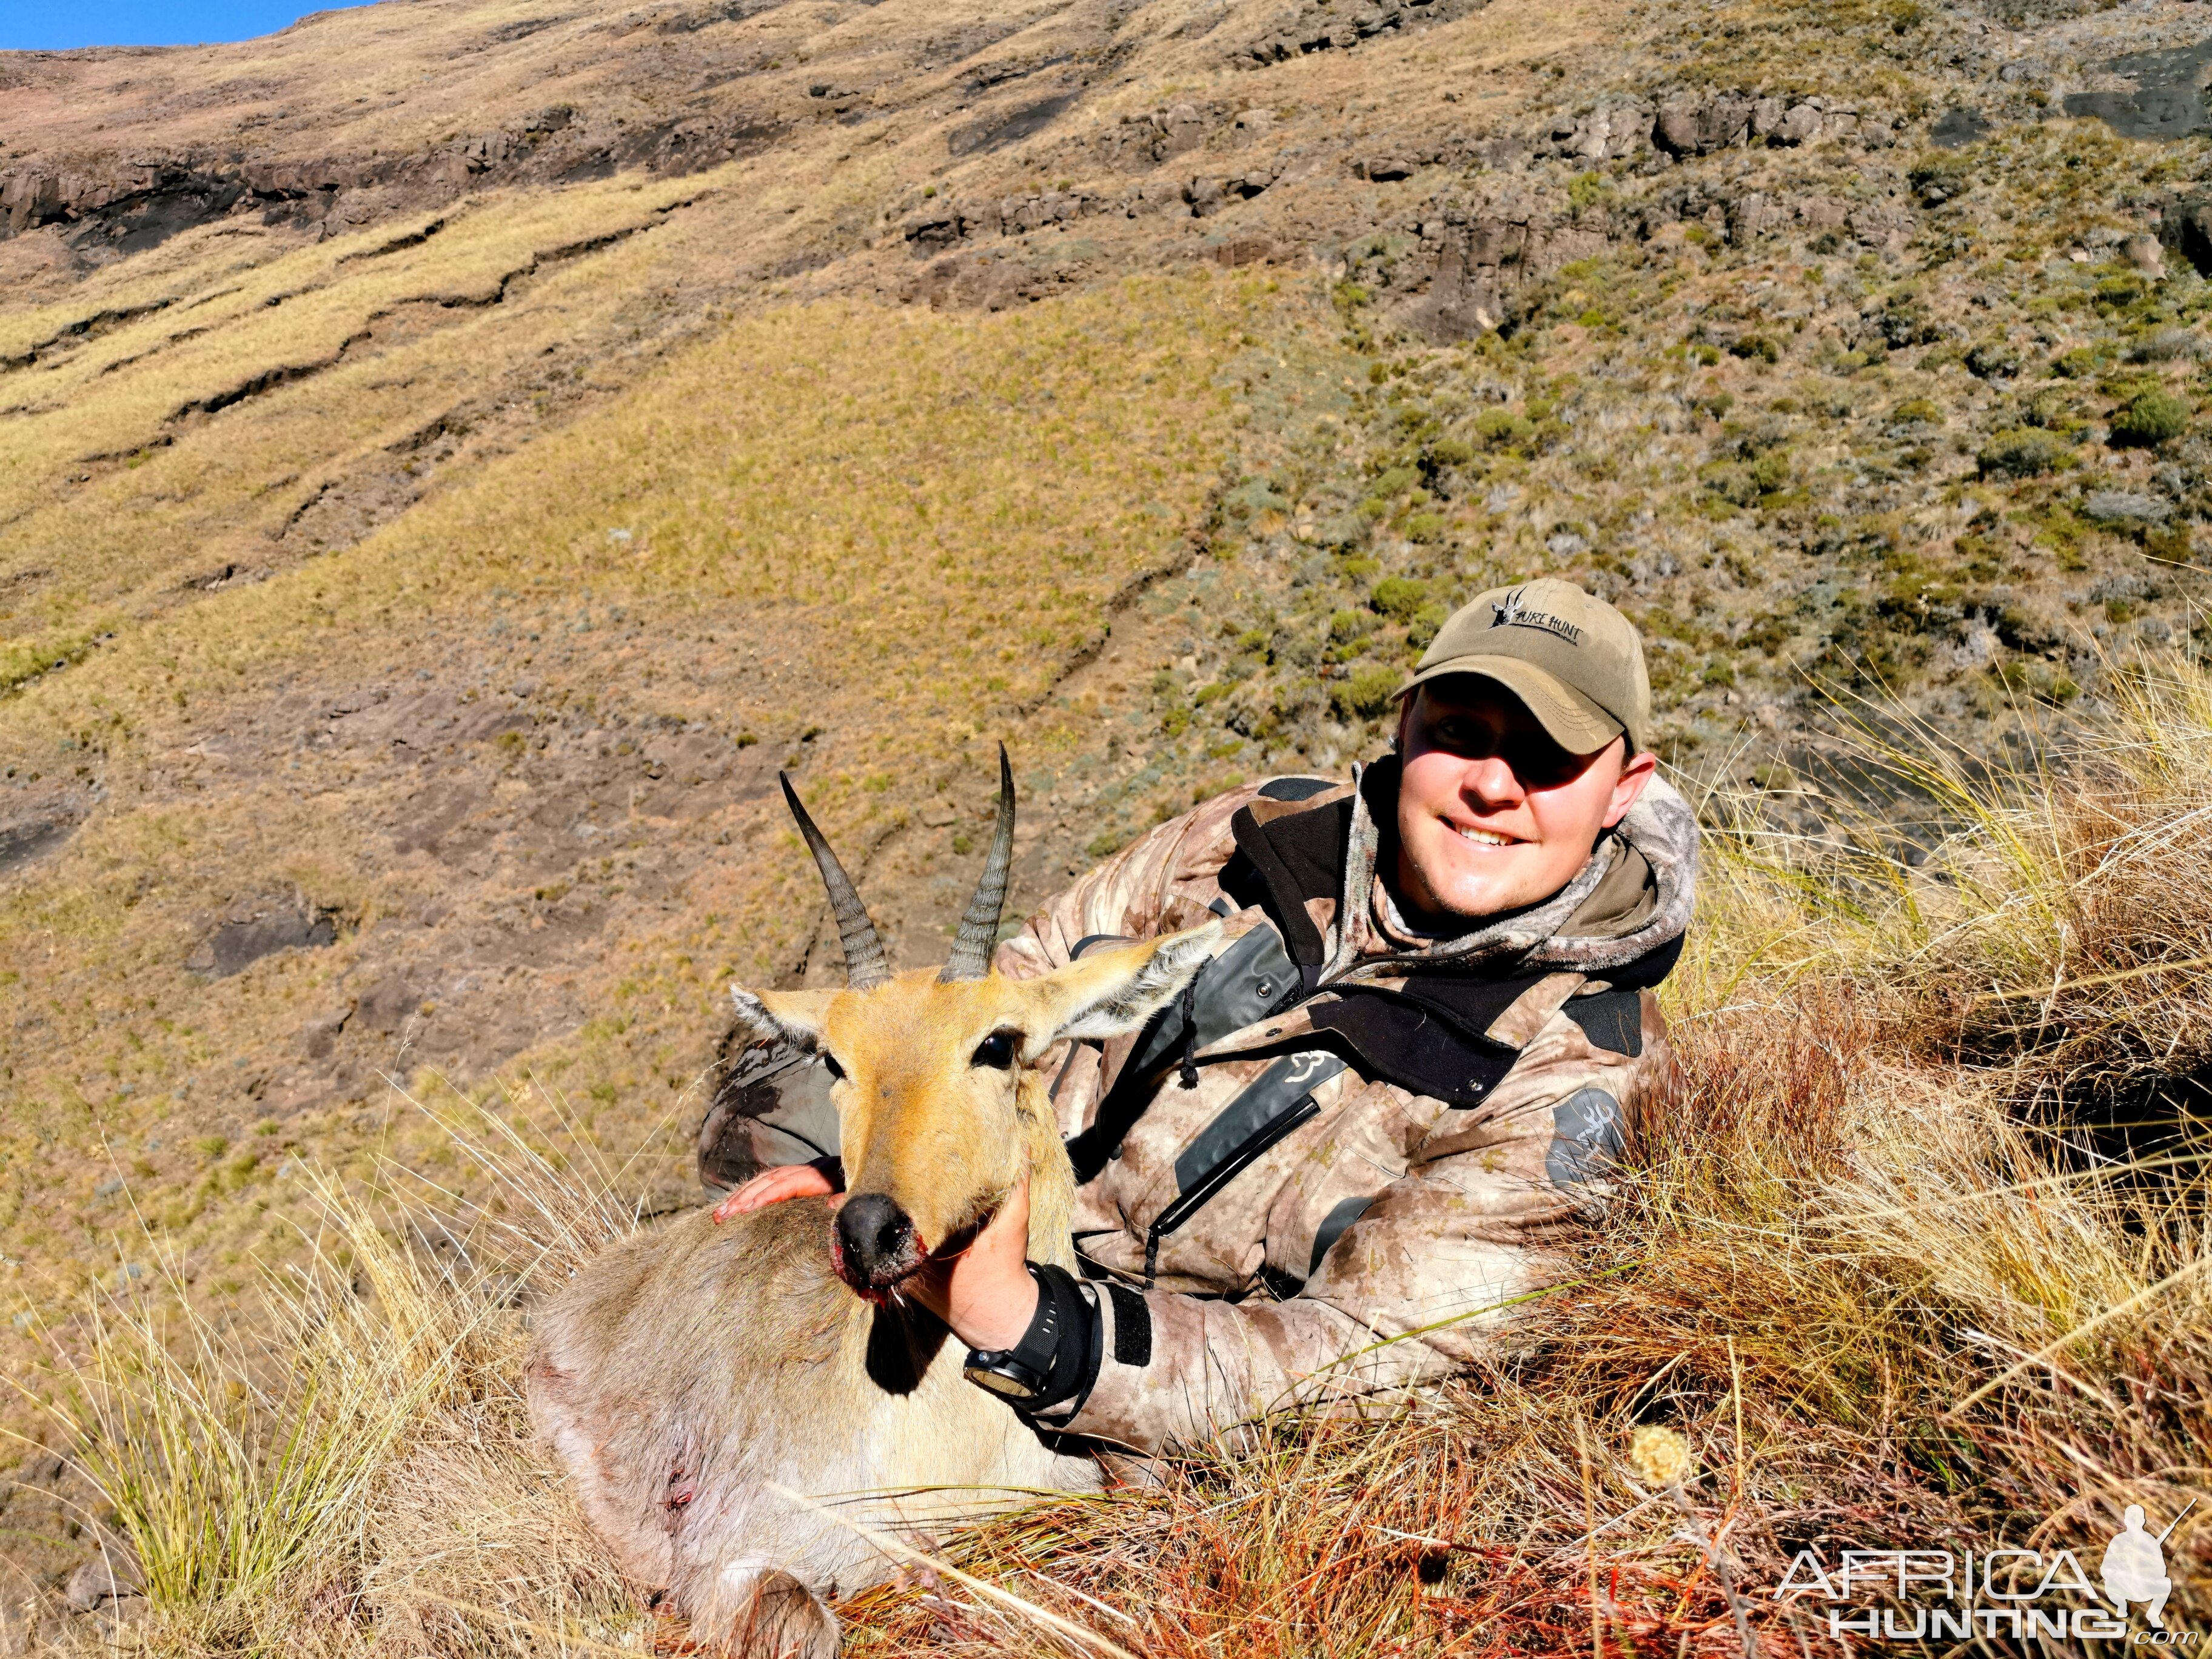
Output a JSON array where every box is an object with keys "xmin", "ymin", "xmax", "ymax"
[{"xmin": 526, "ymin": 924, "xmax": 1220, "ymax": 1654}]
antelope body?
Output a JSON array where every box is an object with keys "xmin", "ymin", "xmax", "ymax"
[{"xmin": 527, "ymin": 752, "xmax": 1217, "ymax": 1654}]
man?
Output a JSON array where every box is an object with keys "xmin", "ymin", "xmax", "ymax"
[{"xmin": 697, "ymin": 577, "xmax": 1697, "ymax": 1453}]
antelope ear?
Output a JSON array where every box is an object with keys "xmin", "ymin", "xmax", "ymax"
[
  {"xmin": 1041, "ymin": 921, "xmax": 1224, "ymax": 1047},
  {"xmin": 729, "ymin": 985, "xmax": 837, "ymax": 1051}
]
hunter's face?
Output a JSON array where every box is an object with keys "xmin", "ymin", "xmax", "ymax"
[{"xmin": 1392, "ymin": 679, "xmax": 1653, "ymax": 923}]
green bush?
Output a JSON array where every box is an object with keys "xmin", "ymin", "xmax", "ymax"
[
  {"xmin": 1404, "ymin": 512, "xmax": 1447, "ymax": 543},
  {"xmin": 1474, "ymin": 409, "xmax": 1535, "ymax": 448},
  {"xmin": 1330, "ymin": 609, "xmax": 1376, "ymax": 644},
  {"xmin": 1730, "ymin": 334, "xmax": 1781, "ymax": 364},
  {"xmin": 1407, "ymin": 602, "xmax": 1449, "ymax": 649},
  {"xmin": 1371, "ymin": 577, "xmax": 1432, "ymax": 620},
  {"xmin": 1333, "ymin": 665, "xmax": 1404, "ymax": 722},
  {"xmin": 2111, "ymin": 390, "xmax": 2190, "ymax": 447},
  {"xmin": 1965, "ymin": 341, "xmax": 2020, "ymax": 380},
  {"xmin": 1977, "ymin": 427, "xmax": 2074, "ymax": 478},
  {"xmin": 1424, "ymin": 437, "xmax": 1475, "ymax": 470},
  {"xmin": 1892, "ymin": 399, "xmax": 1942, "ymax": 425}
]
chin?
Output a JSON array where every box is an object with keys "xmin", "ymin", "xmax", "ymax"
[{"xmin": 1423, "ymin": 840, "xmax": 1555, "ymax": 918}]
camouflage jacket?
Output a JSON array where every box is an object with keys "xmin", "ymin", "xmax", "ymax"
[{"xmin": 699, "ymin": 758, "xmax": 1698, "ymax": 1455}]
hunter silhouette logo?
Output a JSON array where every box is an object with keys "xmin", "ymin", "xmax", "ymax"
[
  {"xmin": 1772, "ymin": 1500, "xmax": 2197, "ymax": 1643},
  {"xmin": 1488, "ymin": 589, "xmax": 1585, "ymax": 646},
  {"xmin": 2102, "ymin": 1502, "xmax": 2188, "ymax": 1630}
]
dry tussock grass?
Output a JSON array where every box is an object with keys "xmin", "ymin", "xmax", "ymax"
[{"xmin": 22, "ymin": 655, "xmax": 2212, "ymax": 1655}]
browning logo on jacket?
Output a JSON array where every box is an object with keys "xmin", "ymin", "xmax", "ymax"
[{"xmin": 698, "ymin": 759, "xmax": 1700, "ymax": 1454}]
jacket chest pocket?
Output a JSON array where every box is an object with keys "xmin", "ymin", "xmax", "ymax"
[{"xmin": 1138, "ymin": 1050, "xmax": 1347, "ymax": 1287}]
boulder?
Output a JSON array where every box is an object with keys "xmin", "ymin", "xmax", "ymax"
[{"xmin": 64, "ymin": 1552, "xmax": 141, "ymax": 1614}]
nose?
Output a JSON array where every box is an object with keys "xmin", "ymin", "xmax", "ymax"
[
  {"xmin": 833, "ymin": 1192, "xmax": 922, "ymax": 1292},
  {"xmin": 1462, "ymin": 752, "xmax": 1525, "ymax": 808}
]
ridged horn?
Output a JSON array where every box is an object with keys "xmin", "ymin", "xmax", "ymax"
[
  {"xmin": 779, "ymin": 773, "xmax": 891, "ymax": 991},
  {"xmin": 939, "ymin": 744, "xmax": 1016, "ymax": 984}
]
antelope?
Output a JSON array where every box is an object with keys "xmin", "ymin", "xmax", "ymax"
[{"xmin": 526, "ymin": 749, "xmax": 1219, "ymax": 1655}]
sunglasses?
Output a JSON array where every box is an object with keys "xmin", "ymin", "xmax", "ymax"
[{"xmin": 1416, "ymin": 708, "xmax": 1606, "ymax": 791}]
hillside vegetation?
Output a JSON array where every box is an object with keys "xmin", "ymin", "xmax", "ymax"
[{"xmin": 6, "ymin": 0, "xmax": 2212, "ymax": 1644}]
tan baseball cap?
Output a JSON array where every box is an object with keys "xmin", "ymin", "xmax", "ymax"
[{"xmin": 1395, "ymin": 577, "xmax": 1652, "ymax": 756}]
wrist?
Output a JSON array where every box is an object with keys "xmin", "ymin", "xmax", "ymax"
[
  {"xmin": 960, "ymin": 1264, "xmax": 1102, "ymax": 1414},
  {"xmin": 959, "ymin": 1273, "xmax": 1040, "ymax": 1352}
]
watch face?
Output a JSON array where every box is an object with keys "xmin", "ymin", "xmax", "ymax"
[{"xmin": 965, "ymin": 1363, "xmax": 1039, "ymax": 1401}]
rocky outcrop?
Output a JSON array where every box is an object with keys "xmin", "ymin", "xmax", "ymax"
[
  {"xmin": 1535, "ymin": 90, "xmax": 1896, "ymax": 165},
  {"xmin": 1232, "ymin": 0, "xmax": 1444, "ymax": 65},
  {"xmin": 1404, "ymin": 196, "xmax": 1609, "ymax": 340},
  {"xmin": 0, "ymin": 106, "xmax": 775, "ymax": 259},
  {"xmin": 1095, "ymin": 104, "xmax": 1211, "ymax": 171},
  {"xmin": 1652, "ymin": 92, "xmax": 1894, "ymax": 156}
]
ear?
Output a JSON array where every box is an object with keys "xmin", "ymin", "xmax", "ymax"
[
  {"xmin": 728, "ymin": 985, "xmax": 837, "ymax": 1051},
  {"xmin": 1035, "ymin": 921, "xmax": 1224, "ymax": 1048}
]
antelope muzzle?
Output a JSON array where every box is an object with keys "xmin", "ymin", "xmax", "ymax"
[{"xmin": 832, "ymin": 1192, "xmax": 925, "ymax": 1295}]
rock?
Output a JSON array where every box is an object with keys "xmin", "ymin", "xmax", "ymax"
[
  {"xmin": 301, "ymin": 1008, "xmax": 352, "ymax": 1059},
  {"xmin": 919, "ymin": 800, "xmax": 957, "ymax": 828},
  {"xmin": 187, "ymin": 905, "xmax": 338, "ymax": 977},
  {"xmin": 1544, "ymin": 104, "xmax": 1652, "ymax": 161},
  {"xmin": 1930, "ymin": 107, "xmax": 1992, "ymax": 149},
  {"xmin": 1096, "ymin": 104, "xmax": 1208, "ymax": 171},
  {"xmin": 1775, "ymin": 103, "xmax": 1825, "ymax": 146},
  {"xmin": 1406, "ymin": 196, "xmax": 1609, "ymax": 340},
  {"xmin": 355, "ymin": 974, "xmax": 421, "ymax": 1034},
  {"xmin": 1654, "ymin": 100, "xmax": 1704, "ymax": 156},
  {"xmin": 1352, "ymin": 155, "xmax": 1416, "ymax": 181},
  {"xmin": 902, "ymin": 211, "xmax": 968, "ymax": 250},
  {"xmin": 2082, "ymin": 491, "xmax": 2171, "ymax": 526},
  {"xmin": 2123, "ymin": 234, "xmax": 2165, "ymax": 275},
  {"xmin": 64, "ymin": 1552, "xmax": 141, "ymax": 1614},
  {"xmin": 2164, "ymin": 198, "xmax": 2212, "ymax": 277}
]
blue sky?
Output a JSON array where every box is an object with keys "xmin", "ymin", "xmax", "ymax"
[{"xmin": 0, "ymin": 0, "xmax": 376, "ymax": 50}]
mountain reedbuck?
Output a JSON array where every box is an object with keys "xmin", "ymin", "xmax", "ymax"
[{"xmin": 527, "ymin": 749, "xmax": 1219, "ymax": 1654}]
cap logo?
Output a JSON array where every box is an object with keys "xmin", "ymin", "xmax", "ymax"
[{"xmin": 1490, "ymin": 589, "xmax": 1584, "ymax": 646}]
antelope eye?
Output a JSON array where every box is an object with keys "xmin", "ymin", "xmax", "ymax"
[
  {"xmin": 970, "ymin": 1030, "xmax": 1018, "ymax": 1070},
  {"xmin": 820, "ymin": 1051, "xmax": 846, "ymax": 1082}
]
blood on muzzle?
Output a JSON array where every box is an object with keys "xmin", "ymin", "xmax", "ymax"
[{"xmin": 834, "ymin": 1191, "xmax": 921, "ymax": 1289}]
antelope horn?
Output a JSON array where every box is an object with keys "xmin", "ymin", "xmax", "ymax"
[
  {"xmin": 939, "ymin": 744, "xmax": 1016, "ymax": 984},
  {"xmin": 779, "ymin": 773, "xmax": 891, "ymax": 991}
]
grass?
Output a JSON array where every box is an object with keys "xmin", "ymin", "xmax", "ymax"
[
  {"xmin": 16, "ymin": 651, "xmax": 2212, "ymax": 1653},
  {"xmin": 0, "ymin": 269, "xmax": 1275, "ymax": 1445}
]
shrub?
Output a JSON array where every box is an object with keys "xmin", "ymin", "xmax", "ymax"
[
  {"xmin": 1332, "ymin": 664, "xmax": 1403, "ymax": 722},
  {"xmin": 1371, "ymin": 577, "xmax": 1431, "ymax": 620},
  {"xmin": 1407, "ymin": 602, "xmax": 1448, "ymax": 648},
  {"xmin": 1473, "ymin": 409, "xmax": 1532, "ymax": 448},
  {"xmin": 1330, "ymin": 609, "xmax": 1375, "ymax": 644},
  {"xmin": 2112, "ymin": 390, "xmax": 2190, "ymax": 447},
  {"xmin": 1892, "ymin": 398, "xmax": 1942, "ymax": 425},
  {"xmin": 1977, "ymin": 426, "xmax": 2074, "ymax": 478},
  {"xmin": 1404, "ymin": 512, "xmax": 1447, "ymax": 543},
  {"xmin": 1730, "ymin": 333, "xmax": 1781, "ymax": 364},
  {"xmin": 1424, "ymin": 436, "xmax": 1475, "ymax": 471},
  {"xmin": 1966, "ymin": 341, "xmax": 2021, "ymax": 380}
]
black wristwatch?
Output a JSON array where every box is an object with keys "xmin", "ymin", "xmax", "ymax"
[{"xmin": 962, "ymin": 1262, "xmax": 1099, "ymax": 1411}]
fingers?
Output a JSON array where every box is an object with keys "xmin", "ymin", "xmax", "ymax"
[{"xmin": 711, "ymin": 1162, "xmax": 836, "ymax": 1222}]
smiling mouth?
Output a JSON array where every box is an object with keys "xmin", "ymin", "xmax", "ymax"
[{"xmin": 1447, "ymin": 821, "xmax": 1521, "ymax": 846}]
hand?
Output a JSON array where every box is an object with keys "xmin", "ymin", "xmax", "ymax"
[
  {"xmin": 711, "ymin": 1159, "xmax": 840, "ymax": 1222},
  {"xmin": 909, "ymin": 1173, "xmax": 1039, "ymax": 1352}
]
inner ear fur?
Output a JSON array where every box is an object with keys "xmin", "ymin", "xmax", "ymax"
[
  {"xmin": 729, "ymin": 986, "xmax": 836, "ymax": 1051},
  {"xmin": 1037, "ymin": 921, "xmax": 1224, "ymax": 1048}
]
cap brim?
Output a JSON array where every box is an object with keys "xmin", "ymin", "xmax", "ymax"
[{"xmin": 1394, "ymin": 656, "xmax": 1627, "ymax": 755}]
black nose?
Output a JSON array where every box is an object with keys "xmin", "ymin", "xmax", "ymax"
[{"xmin": 834, "ymin": 1192, "xmax": 920, "ymax": 1290}]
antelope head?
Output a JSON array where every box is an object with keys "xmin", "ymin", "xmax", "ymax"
[{"xmin": 729, "ymin": 747, "xmax": 1218, "ymax": 1299}]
